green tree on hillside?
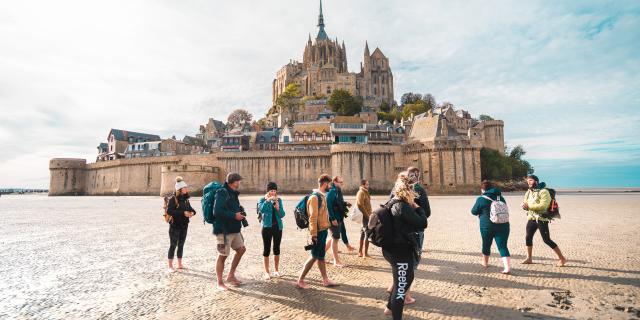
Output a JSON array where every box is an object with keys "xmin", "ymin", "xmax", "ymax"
[
  {"xmin": 328, "ymin": 89, "xmax": 362, "ymax": 116},
  {"xmin": 480, "ymin": 145, "xmax": 534, "ymax": 181},
  {"xmin": 274, "ymin": 83, "xmax": 303, "ymax": 114}
]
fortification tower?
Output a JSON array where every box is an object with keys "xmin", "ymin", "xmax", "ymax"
[{"xmin": 49, "ymin": 158, "xmax": 87, "ymax": 196}]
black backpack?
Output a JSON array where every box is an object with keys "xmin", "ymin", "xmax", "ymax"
[
  {"xmin": 367, "ymin": 199, "xmax": 399, "ymax": 248},
  {"xmin": 294, "ymin": 192, "xmax": 322, "ymax": 229}
]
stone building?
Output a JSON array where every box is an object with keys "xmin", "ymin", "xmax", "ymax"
[
  {"xmin": 105, "ymin": 129, "xmax": 161, "ymax": 161},
  {"xmin": 272, "ymin": 0, "xmax": 394, "ymax": 110},
  {"xmin": 196, "ymin": 118, "xmax": 226, "ymax": 149},
  {"xmin": 96, "ymin": 143, "xmax": 109, "ymax": 162},
  {"xmin": 330, "ymin": 116, "xmax": 367, "ymax": 144},
  {"xmin": 279, "ymin": 121, "xmax": 332, "ymax": 150}
]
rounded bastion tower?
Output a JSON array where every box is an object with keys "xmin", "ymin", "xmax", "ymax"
[{"xmin": 49, "ymin": 158, "xmax": 87, "ymax": 196}]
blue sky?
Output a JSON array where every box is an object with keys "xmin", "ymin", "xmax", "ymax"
[{"xmin": 0, "ymin": 0, "xmax": 638, "ymax": 188}]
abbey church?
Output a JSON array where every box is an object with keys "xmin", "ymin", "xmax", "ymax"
[{"xmin": 272, "ymin": 0, "xmax": 394, "ymax": 109}]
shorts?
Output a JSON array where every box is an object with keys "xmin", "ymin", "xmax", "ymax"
[
  {"xmin": 311, "ymin": 230, "xmax": 329, "ymax": 261},
  {"xmin": 330, "ymin": 220, "xmax": 342, "ymax": 239},
  {"xmin": 216, "ymin": 232, "xmax": 245, "ymax": 256}
]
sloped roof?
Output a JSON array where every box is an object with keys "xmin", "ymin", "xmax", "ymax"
[
  {"xmin": 331, "ymin": 116, "xmax": 364, "ymax": 124},
  {"xmin": 109, "ymin": 129, "xmax": 160, "ymax": 142},
  {"xmin": 256, "ymin": 130, "xmax": 281, "ymax": 143},
  {"xmin": 182, "ymin": 135, "xmax": 206, "ymax": 147},
  {"xmin": 292, "ymin": 122, "xmax": 330, "ymax": 134},
  {"xmin": 97, "ymin": 143, "xmax": 108, "ymax": 152}
]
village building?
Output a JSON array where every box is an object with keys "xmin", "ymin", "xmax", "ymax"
[{"xmin": 105, "ymin": 129, "xmax": 161, "ymax": 161}]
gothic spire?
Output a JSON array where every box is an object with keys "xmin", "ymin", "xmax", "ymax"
[
  {"xmin": 364, "ymin": 40, "xmax": 370, "ymax": 56},
  {"xmin": 316, "ymin": 0, "xmax": 328, "ymax": 40}
]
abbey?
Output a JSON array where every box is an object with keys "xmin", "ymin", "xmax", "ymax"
[{"xmin": 272, "ymin": 0, "xmax": 394, "ymax": 109}]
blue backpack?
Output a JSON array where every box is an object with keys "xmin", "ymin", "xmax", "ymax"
[
  {"xmin": 202, "ymin": 181, "xmax": 223, "ymax": 225},
  {"xmin": 294, "ymin": 192, "xmax": 321, "ymax": 229}
]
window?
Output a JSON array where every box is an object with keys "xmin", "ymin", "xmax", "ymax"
[
  {"xmin": 284, "ymin": 136, "xmax": 290, "ymax": 143},
  {"xmin": 312, "ymin": 132, "xmax": 316, "ymax": 141},
  {"xmin": 374, "ymin": 87, "xmax": 377, "ymax": 95},
  {"xmin": 322, "ymin": 132, "xmax": 327, "ymax": 141},
  {"xmin": 303, "ymin": 133, "xmax": 308, "ymax": 141}
]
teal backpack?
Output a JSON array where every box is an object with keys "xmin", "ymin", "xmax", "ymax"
[{"xmin": 202, "ymin": 181, "xmax": 223, "ymax": 225}]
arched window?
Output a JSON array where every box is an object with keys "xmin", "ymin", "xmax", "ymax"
[
  {"xmin": 312, "ymin": 132, "xmax": 317, "ymax": 141},
  {"xmin": 295, "ymin": 133, "xmax": 300, "ymax": 141},
  {"xmin": 303, "ymin": 132, "xmax": 308, "ymax": 141}
]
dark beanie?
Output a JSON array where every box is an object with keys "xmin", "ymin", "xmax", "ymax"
[
  {"xmin": 267, "ymin": 181, "xmax": 278, "ymax": 192},
  {"xmin": 527, "ymin": 174, "xmax": 539, "ymax": 183}
]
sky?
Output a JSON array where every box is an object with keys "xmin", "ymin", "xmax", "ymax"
[{"xmin": 0, "ymin": 0, "xmax": 639, "ymax": 189}]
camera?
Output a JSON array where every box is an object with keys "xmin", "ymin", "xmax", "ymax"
[
  {"xmin": 239, "ymin": 206, "xmax": 249, "ymax": 227},
  {"xmin": 304, "ymin": 243, "xmax": 315, "ymax": 251}
]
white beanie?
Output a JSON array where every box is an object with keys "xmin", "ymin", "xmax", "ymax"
[{"xmin": 175, "ymin": 176, "xmax": 188, "ymax": 191}]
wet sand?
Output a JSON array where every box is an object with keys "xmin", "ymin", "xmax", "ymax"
[{"xmin": 1, "ymin": 193, "xmax": 639, "ymax": 319}]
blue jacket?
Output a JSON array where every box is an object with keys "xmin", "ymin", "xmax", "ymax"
[
  {"xmin": 213, "ymin": 182, "xmax": 242, "ymax": 235},
  {"xmin": 326, "ymin": 184, "xmax": 346, "ymax": 222},
  {"xmin": 257, "ymin": 197, "xmax": 285, "ymax": 230},
  {"xmin": 471, "ymin": 188, "xmax": 508, "ymax": 229}
]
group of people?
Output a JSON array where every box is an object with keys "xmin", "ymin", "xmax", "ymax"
[{"xmin": 164, "ymin": 170, "xmax": 566, "ymax": 320}]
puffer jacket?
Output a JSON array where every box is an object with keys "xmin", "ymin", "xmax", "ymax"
[
  {"xmin": 167, "ymin": 194, "xmax": 196, "ymax": 226},
  {"xmin": 471, "ymin": 187, "xmax": 507, "ymax": 228}
]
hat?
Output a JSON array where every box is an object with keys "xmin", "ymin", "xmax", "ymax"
[
  {"xmin": 527, "ymin": 174, "xmax": 539, "ymax": 183},
  {"xmin": 267, "ymin": 181, "xmax": 278, "ymax": 192},
  {"xmin": 175, "ymin": 176, "xmax": 188, "ymax": 191},
  {"xmin": 226, "ymin": 172, "xmax": 243, "ymax": 184}
]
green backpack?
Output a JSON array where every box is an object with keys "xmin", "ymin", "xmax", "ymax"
[{"xmin": 202, "ymin": 181, "xmax": 223, "ymax": 224}]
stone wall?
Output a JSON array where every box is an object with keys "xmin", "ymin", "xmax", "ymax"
[{"xmin": 50, "ymin": 144, "xmax": 481, "ymax": 196}]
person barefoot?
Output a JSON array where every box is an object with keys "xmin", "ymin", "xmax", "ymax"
[
  {"xmin": 296, "ymin": 175, "xmax": 337, "ymax": 291},
  {"xmin": 226, "ymin": 275, "xmax": 243, "ymax": 286},
  {"xmin": 177, "ymin": 259, "xmax": 186, "ymax": 270},
  {"xmin": 258, "ymin": 182, "xmax": 286, "ymax": 283},
  {"xmin": 356, "ymin": 180, "xmax": 373, "ymax": 260}
]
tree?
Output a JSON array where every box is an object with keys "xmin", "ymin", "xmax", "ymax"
[
  {"xmin": 401, "ymin": 100, "xmax": 429, "ymax": 119},
  {"xmin": 227, "ymin": 109, "xmax": 253, "ymax": 127},
  {"xmin": 377, "ymin": 107, "xmax": 402, "ymax": 122},
  {"xmin": 481, "ymin": 145, "xmax": 534, "ymax": 181},
  {"xmin": 479, "ymin": 114, "xmax": 494, "ymax": 121},
  {"xmin": 274, "ymin": 83, "xmax": 303, "ymax": 115},
  {"xmin": 400, "ymin": 92, "xmax": 422, "ymax": 106},
  {"xmin": 328, "ymin": 89, "xmax": 362, "ymax": 116},
  {"xmin": 423, "ymin": 93, "xmax": 437, "ymax": 112},
  {"xmin": 379, "ymin": 101, "xmax": 391, "ymax": 113}
]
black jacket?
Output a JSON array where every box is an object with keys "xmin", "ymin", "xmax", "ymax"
[
  {"xmin": 167, "ymin": 194, "xmax": 196, "ymax": 226},
  {"xmin": 390, "ymin": 200, "xmax": 428, "ymax": 246}
]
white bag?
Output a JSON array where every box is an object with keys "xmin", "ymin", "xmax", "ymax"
[
  {"xmin": 481, "ymin": 195, "xmax": 509, "ymax": 224},
  {"xmin": 349, "ymin": 205, "xmax": 363, "ymax": 222}
]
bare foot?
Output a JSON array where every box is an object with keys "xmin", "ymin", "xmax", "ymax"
[
  {"xmin": 557, "ymin": 258, "xmax": 567, "ymax": 267},
  {"xmin": 405, "ymin": 296, "xmax": 416, "ymax": 305},
  {"xmin": 296, "ymin": 281, "xmax": 310, "ymax": 289},
  {"xmin": 346, "ymin": 245, "xmax": 356, "ymax": 252},
  {"xmin": 358, "ymin": 252, "xmax": 363, "ymax": 257},
  {"xmin": 386, "ymin": 285, "xmax": 393, "ymax": 293},
  {"xmin": 226, "ymin": 276, "xmax": 242, "ymax": 286},
  {"xmin": 501, "ymin": 269, "xmax": 511, "ymax": 274},
  {"xmin": 272, "ymin": 271, "xmax": 281, "ymax": 277},
  {"xmin": 481, "ymin": 262, "xmax": 489, "ymax": 268},
  {"xmin": 167, "ymin": 267, "xmax": 176, "ymax": 273},
  {"xmin": 323, "ymin": 280, "xmax": 339, "ymax": 287},
  {"xmin": 263, "ymin": 272, "xmax": 271, "ymax": 280},
  {"xmin": 177, "ymin": 265, "xmax": 186, "ymax": 270},
  {"xmin": 521, "ymin": 259, "xmax": 533, "ymax": 264},
  {"xmin": 333, "ymin": 262, "xmax": 346, "ymax": 268},
  {"xmin": 383, "ymin": 307, "xmax": 391, "ymax": 316},
  {"xmin": 364, "ymin": 254, "xmax": 372, "ymax": 259},
  {"xmin": 216, "ymin": 283, "xmax": 229, "ymax": 291}
]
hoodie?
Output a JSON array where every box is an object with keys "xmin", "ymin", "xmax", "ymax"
[{"xmin": 471, "ymin": 187, "xmax": 508, "ymax": 228}]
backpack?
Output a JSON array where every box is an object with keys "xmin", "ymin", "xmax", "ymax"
[
  {"xmin": 544, "ymin": 188, "xmax": 561, "ymax": 220},
  {"xmin": 162, "ymin": 193, "xmax": 177, "ymax": 224},
  {"xmin": 366, "ymin": 199, "xmax": 399, "ymax": 248},
  {"xmin": 202, "ymin": 181, "xmax": 223, "ymax": 225},
  {"xmin": 294, "ymin": 192, "xmax": 322, "ymax": 229},
  {"xmin": 481, "ymin": 195, "xmax": 509, "ymax": 224}
]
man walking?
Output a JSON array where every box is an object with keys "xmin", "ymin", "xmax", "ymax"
[
  {"xmin": 325, "ymin": 176, "xmax": 353, "ymax": 267},
  {"xmin": 356, "ymin": 179, "xmax": 372, "ymax": 258},
  {"xmin": 296, "ymin": 174, "xmax": 338, "ymax": 289},
  {"xmin": 214, "ymin": 173, "xmax": 247, "ymax": 291}
]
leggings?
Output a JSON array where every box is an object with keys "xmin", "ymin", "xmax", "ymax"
[
  {"xmin": 168, "ymin": 224, "xmax": 188, "ymax": 259},
  {"xmin": 480, "ymin": 224, "xmax": 510, "ymax": 257},
  {"xmin": 525, "ymin": 220, "xmax": 557, "ymax": 249},
  {"xmin": 261, "ymin": 227, "xmax": 283, "ymax": 256},
  {"xmin": 383, "ymin": 245, "xmax": 415, "ymax": 320}
]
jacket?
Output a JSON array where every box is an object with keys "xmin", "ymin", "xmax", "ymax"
[
  {"xmin": 524, "ymin": 182, "xmax": 551, "ymax": 221},
  {"xmin": 307, "ymin": 189, "xmax": 331, "ymax": 237},
  {"xmin": 258, "ymin": 197, "xmax": 285, "ymax": 230},
  {"xmin": 213, "ymin": 182, "xmax": 242, "ymax": 235},
  {"xmin": 356, "ymin": 186, "xmax": 372, "ymax": 219},
  {"xmin": 471, "ymin": 187, "xmax": 508, "ymax": 229},
  {"xmin": 167, "ymin": 194, "xmax": 196, "ymax": 226},
  {"xmin": 390, "ymin": 200, "xmax": 428, "ymax": 246},
  {"xmin": 326, "ymin": 184, "xmax": 347, "ymax": 222},
  {"xmin": 389, "ymin": 183, "xmax": 431, "ymax": 218}
]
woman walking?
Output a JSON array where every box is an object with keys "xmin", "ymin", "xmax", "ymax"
[
  {"xmin": 167, "ymin": 176, "xmax": 196, "ymax": 272},
  {"xmin": 521, "ymin": 174, "xmax": 567, "ymax": 266},
  {"xmin": 383, "ymin": 172, "xmax": 428, "ymax": 319},
  {"xmin": 471, "ymin": 180, "xmax": 511, "ymax": 274},
  {"xmin": 257, "ymin": 182, "xmax": 286, "ymax": 279}
]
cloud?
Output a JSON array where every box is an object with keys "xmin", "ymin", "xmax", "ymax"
[{"xmin": 0, "ymin": 0, "xmax": 638, "ymax": 188}]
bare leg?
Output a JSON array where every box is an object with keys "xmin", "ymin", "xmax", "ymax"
[
  {"xmin": 325, "ymin": 238, "xmax": 332, "ymax": 254},
  {"xmin": 501, "ymin": 257, "xmax": 511, "ymax": 274},
  {"xmin": 263, "ymin": 256, "xmax": 271, "ymax": 279},
  {"xmin": 405, "ymin": 290, "xmax": 416, "ymax": 304},
  {"xmin": 553, "ymin": 247, "xmax": 567, "ymax": 266},
  {"xmin": 216, "ymin": 255, "xmax": 228, "ymax": 290},
  {"xmin": 521, "ymin": 246, "xmax": 533, "ymax": 264},
  {"xmin": 332, "ymin": 239, "xmax": 344, "ymax": 267},
  {"xmin": 358, "ymin": 238, "xmax": 364, "ymax": 257},
  {"xmin": 364, "ymin": 239, "xmax": 371, "ymax": 258},
  {"xmin": 167, "ymin": 259, "xmax": 174, "ymax": 269},
  {"xmin": 482, "ymin": 255, "xmax": 489, "ymax": 268},
  {"xmin": 273, "ymin": 255, "xmax": 281, "ymax": 276},
  {"xmin": 227, "ymin": 246, "xmax": 246, "ymax": 286},
  {"xmin": 297, "ymin": 257, "xmax": 316, "ymax": 289},
  {"xmin": 177, "ymin": 258, "xmax": 185, "ymax": 269},
  {"xmin": 318, "ymin": 260, "xmax": 337, "ymax": 287}
]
